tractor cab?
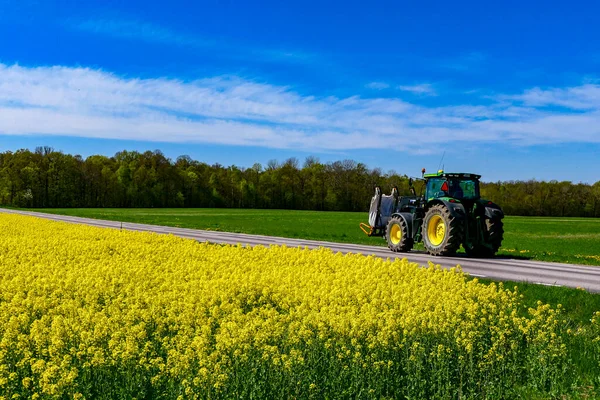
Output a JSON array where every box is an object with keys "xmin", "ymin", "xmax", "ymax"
[{"xmin": 423, "ymin": 171, "xmax": 481, "ymax": 202}]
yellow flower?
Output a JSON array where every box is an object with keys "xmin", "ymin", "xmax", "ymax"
[{"xmin": 0, "ymin": 214, "xmax": 569, "ymax": 397}]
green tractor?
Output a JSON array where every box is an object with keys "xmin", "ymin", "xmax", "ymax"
[{"xmin": 360, "ymin": 170, "xmax": 504, "ymax": 257}]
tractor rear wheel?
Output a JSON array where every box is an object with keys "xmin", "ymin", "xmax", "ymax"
[
  {"xmin": 422, "ymin": 204, "xmax": 463, "ymax": 256},
  {"xmin": 385, "ymin": 216, "xmax": 413, "ymax": 252},
  {"xmin": 465, "ymin": 218, "xmax": 504, "ymax": 257}
]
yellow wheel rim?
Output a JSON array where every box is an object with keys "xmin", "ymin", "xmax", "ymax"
[
  {"xmin": 427, "ymin": 215, "xmax": 446, "ymax": 246},
  {"xmin": 390, "ymin": 223, "xmax": 402, "ymax": 245}
]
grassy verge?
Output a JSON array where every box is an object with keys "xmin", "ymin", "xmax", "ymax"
[
  {"xmin": 474, "ymin": 278, "xmax": 600, "ymax": 397},
  {"xmin": 23, "ymin": 208, "xmax": 600, "ymax": 266}
]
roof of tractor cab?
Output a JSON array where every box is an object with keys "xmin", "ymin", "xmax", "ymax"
[{"xmin": 423, "ymin": 171, "xmax": 482, "ymax": 180}]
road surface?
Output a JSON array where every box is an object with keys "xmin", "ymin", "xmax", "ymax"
[{"xmin": 2, "ymin": 208, "xmax": 599, "ymax": 292}]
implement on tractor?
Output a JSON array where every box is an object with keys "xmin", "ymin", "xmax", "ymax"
[{"xmin": 360, "ymin": 169, "xmax": 504, "ymax": 257}]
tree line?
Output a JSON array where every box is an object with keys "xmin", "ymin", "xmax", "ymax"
[{"xmin": 1, "ymin": 147, "xmax": 599, "ymax": 217}]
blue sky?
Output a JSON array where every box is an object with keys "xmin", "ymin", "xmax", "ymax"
[{"xmin": 1, "ymin": 0, "xmax": 599, "ymax": 182}]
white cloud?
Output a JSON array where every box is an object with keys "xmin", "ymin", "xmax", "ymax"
[
  {"xmin": 509, "ymin": 84, "xmax": 600, "ymax": 110},
  {"xmin": 1, "ymin": 64, "xmax": 600, "ymax": 151},
  {"xmin": 397, "ymin": 83, "xmax": 437, "ymax": 96},
  {"xmin": 366, "ymin": 82, "xmax": 390, "ymax": 90}
]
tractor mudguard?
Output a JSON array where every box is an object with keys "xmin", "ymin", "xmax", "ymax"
[
  {"xmin": 390, "ymin": 212, "xmax": 418, "ymax": 238},
  {"xmin": 484, "ymin": 205, "xmax": 504, "ymax": 220},
  {"xmin": 427, "ymin": 200, "xmax": 467, "ymax": 220}
]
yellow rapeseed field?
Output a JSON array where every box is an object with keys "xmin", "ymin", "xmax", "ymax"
[{"xmin": 0, "ymin": 214, "xmax": 568, "ymax": 399}]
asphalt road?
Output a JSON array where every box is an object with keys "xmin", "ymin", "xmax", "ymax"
[{"xmin": 3, "ymin": 208, "xmax": 600, "ymax": 293}]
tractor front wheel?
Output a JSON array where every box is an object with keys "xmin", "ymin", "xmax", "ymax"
[
  {"xmin": 422, "ymin": 205, "xmax": 463, "ymax": 256},
  {"xmin": 385, "ymin": 216, "xmax": 413, "ymax": 252}
]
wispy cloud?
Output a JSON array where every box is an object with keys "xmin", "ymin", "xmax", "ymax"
[
  {"xmin": 366, "ymin": 82, "xmax": 390, "ymax": 90},
  {"xmin": 397, "ymin": 83, "xmax": 437, "ymax": 96},
  {"xmin": 507, "ymin": 84, "xmax": 600, "ymax": 110},
  {"xmin": 1, "ymin": 64, "xmax": 600, "ymax": 151},
  {"xmin": 73, "ymin": 18, "xmax": 213, "ymax": 48},
  {"xmin": 69, "ymin": 17, "xmax": 318, "ymax": 65}
]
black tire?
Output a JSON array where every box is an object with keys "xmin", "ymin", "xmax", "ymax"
[
  {"xmin": 466, "ymin": 218, "xmax": 504, "ymax": 257},
  {"xmin": 385, "ymin": 216, "xmax": 413, "ymax": 252},
  {"xmin": 422, "ymin": 204, "xmax": 463, "ymax": 256},
  {"xmin": 486, "ymin": 218, "xmax": 504, "ymax": 252}
]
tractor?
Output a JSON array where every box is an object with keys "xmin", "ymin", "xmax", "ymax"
[{"xmin": 360, "ymin": 170, "xmax": 504, "ymax": 257}]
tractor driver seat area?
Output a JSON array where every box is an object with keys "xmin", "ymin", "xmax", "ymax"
[{"xmin": 448, "ymin": 180, "xmax": 464, "ymax": 199}]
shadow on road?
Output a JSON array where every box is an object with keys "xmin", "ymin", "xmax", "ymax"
[{"xmin": 403, "ymin": 249, "xmax": 532, "ymax": 261}]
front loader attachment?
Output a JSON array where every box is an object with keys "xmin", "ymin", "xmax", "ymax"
[{"xmin": 360, "ymin": 186, "xmax": 398, "ymax": 237}]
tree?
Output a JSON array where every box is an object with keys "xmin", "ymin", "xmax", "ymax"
[{"xmin": 0, "ymin": 147, "xmax": 598, "ymax": 218}]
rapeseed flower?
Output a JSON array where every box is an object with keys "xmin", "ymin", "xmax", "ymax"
[{"xmin": 0, "ymin": 214, "xmax": 568, "ymax": 399}]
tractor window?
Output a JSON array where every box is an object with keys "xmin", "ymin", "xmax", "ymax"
[
  {"xmin": 453, "ymin": 179, "xmax": 479, "ymax": 200},
  {"xmin": 426, "ymin": 178, "xmax": 445, "ymax": 200}
]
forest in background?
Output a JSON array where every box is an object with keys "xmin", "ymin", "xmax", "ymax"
[{"xmin": 1, "ymin": 147, "xmax": 599, "ymax": 217}]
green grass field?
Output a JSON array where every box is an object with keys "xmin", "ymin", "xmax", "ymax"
[
  {"xmin": 482, "ymin": 279, "xmax": 600, "ymax": 397},
  {"xmin": 30, "ymin": 207, "xmax": 600, "ymax": 266}
]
